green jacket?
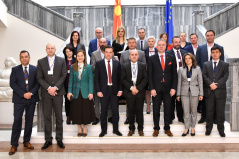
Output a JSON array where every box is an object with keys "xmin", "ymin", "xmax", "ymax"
[{"xmin": 68, "ymin": 64, "xmax": 93, "ymax": 99}]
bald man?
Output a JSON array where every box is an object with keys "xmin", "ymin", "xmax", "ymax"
[{"xmin": 37, "ymin": 43, "xmax": 67, "ymax": 150}]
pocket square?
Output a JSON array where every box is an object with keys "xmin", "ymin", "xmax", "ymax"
[{"xmin": 168, "ymin": 62, "xmax": 172, "ymax": 65}]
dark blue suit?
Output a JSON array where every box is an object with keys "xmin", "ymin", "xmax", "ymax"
[
  {"xmin": 184, "ymin": 44, "xmax": 199, "ymax": 56},
  {"xmin": 144, "ymin": 48, "xmax": 158, "ymax": 64},
  {"xmin": 94, "ymin": 59, "xmax": 122, "ymax": 133},
  {"xmin": 88, "ymin": 38, "xmax": 111, "ymax": 57},
  {"xmin": 10, "ymin": 64, "xmax": 39, "ymax": 147},
  {"xmin": 196, "ymin": 43, "xmax": 224, "ymax": 70}
]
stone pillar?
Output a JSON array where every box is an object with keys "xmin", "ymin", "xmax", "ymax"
[
  {"xmin": 192, "ymin": 10, "xmax": 206, "ymax": 45},
  {"xmin": 227, "ymin": 58, "xmax": 239, "ymax": 131},
  {"xmin": 73, "ymin": 12, "xmax": 84, "ymax": 44}
]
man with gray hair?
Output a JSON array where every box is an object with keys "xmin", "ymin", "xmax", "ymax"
[
  {"xmin": 88, "ymin": 27, "xmax": 111, "ymax": 57},
  {"xmin": 91, "ymin": 38, "xmax": 112, "ymax": 125}
]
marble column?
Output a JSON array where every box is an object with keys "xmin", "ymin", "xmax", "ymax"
[
  {"xmin": 73, "ymin": 12, "xmax": 84, "ymax": 44},
  {"xmin": 192, "ymin": 10, "xmax": 206, "ymax": 45}
]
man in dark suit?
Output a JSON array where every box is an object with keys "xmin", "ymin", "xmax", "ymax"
[
  {"xmin": 95, "ymin": 45, "xmax": 123, "ymax": 137},
  {"xmin": 166, "ymin": 36, "xmax": 187, "ymax": 123},
  {"xmin": 136, "ymin": 28, "xmax": 148, "ymax": 50},
  {"xmin": 91, "ymin": 38, "xmax": 112, "ymax": 125},
  {"xmin": 196, "ymin": 30, "xmax": 225, "ymax": 123},
  {"xmin": 88, "ymin": 27, "xmax": 111, "ymax": 57},
  {"xmin": 9, "ymin": 50, "xmax": 39, "ymax": 155},
  {"xmin": 203, "ymin": 46, "xmax": 229, "ymax": 137},
  {"xmin": 37, "ymin": 43, "xmax": 67, "ymax": 149},
  {"xmin": 121, "ymin": 50, "xmax": 148, "ymax": 136},
  {"xmin": 144, "ymin": 36, "xmax": 158, "ymax": 114},
  {"xmin": 184, "ymin": 33, "xmax": 199, "ymax": 56},
  {"xmin": 148, "ymin": 39, "xmax": 177, "ymax": 137}
]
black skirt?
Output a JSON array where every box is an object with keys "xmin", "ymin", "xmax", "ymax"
[{"xmin": 69, "ymin": 91, "xmax": 96, "ymax": 125}]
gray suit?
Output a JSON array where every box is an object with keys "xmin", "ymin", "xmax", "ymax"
[
  {"xmin": 91, "ymin": 50, "xmax": 112, "ymax": 119},
  {"xmin": 136, "ymin": 39, "xmax": 148, "ymax": 50},
  {"xmin": 37, "ymin": 55, "xmax": 67, "ymax": 142},
  {"xmin": 120, "ymin": 50, "xmax": 146, "ymax": 65},
  {"xmin": 177, "ymin": 66, "xmax": 203, "ymax": 129}
]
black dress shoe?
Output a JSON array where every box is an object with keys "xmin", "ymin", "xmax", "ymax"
[
  {"xmin": 178, "ymin": 118, "xmax": 184, "ymax": 123},
  {"xmin": 99, "ymin": 131, "xmax": 107, "ymax": 137},
  {"xmin": 182, "ymin": 129, "xmax": 189, "ymax": 136},
  {"xmin": 57, "ymin": 141, "xmax": 65, "ymax": 149},
  {"xmin": 205, "ymin": 130, "xmax": 211, "ymax": 136},
  {"xmin": 214, "ymin": 120, "xmax": 218, "ymax": 124},
  {"xmin": 41, "ymin": 141, "xmax": 52, "ymax": 150},
  {"xmin": 124, "ymin": 118, "xmax": 129, "ymax": 124},
  {"xmin": 219, "ymin": 132, "xmax": 226, "ymax": 137},
  {"xmin": 108, "ymin": 117, "xmax": 112, "ymax": 123},
  {"xmin": 198, "ymin": 117, "xmax": 206, "ymax": 124},
  {"xmin": 113, "ymin": 130, "xmax": 123, "ymax": 136},
  {"xmin": 66, "ymin": 116, "xmax": 71, "ymax": 125},
  {"xmin": 92, "ymin": 118, "xmax": 99, "ymax": 125}
]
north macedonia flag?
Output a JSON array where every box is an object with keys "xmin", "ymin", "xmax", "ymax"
[{"xmin": 113, "ymin": 0, "xmax": 123, "ymax": 39}]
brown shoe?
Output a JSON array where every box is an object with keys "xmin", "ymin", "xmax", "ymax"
[
  {"xmin": 9, "ymin": 146, "xmax": 17, "ymax": 155},
  {"xmin": 138, "ymin": 131, "xmax": 144, "ymax": 136},
  {"xmin": 24, "ymin": 142, "xmax": 34, "ymax": 150},
  {"xmin": 128, "ymin": 130, "xmax": 135, "ymax": 136},
  {"xmin": 152, "ymin": 130, "xmax": 159, "ymax": 137},
  {"xmin": 164, "ymin": 130, "xmax": 173, "ymax": 137}
]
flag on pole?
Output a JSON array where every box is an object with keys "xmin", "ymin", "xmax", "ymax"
[
  {"xmin": 113, "ymin": 0, "xmax": 123, "ymax": 39},
  {"xmin": 165, "ymin": 0, "xmax": 173, "ymax": 44}
]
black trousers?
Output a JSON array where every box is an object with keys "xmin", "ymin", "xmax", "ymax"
[
  {"xmin": 11, "ymin": 102, "xmax": 36, "ymax": 147},
  {"xmin": 152, "ymin": 86, "xmax": 171, "ymax": 131},
  {"xmin": 205, "ymin": 91, "xmax": 226, "ymax": 132},
  {"xmin": 100, "ymin": 86, "xmax": 119, "ymax": 132},
  {"xmin": 126, "ymin": 97, "xmax": 144, "ymax": 131},
  {"xmin": 42, "ymin": 95, "xmax": 63, "ymax": 142},
  {"xmin": 171, "ymin": 94, "xmax": 184, "ymax": 120},
  {"xmin": 64, "ymin": 94, "xmax": 71, "ymax": 117}
]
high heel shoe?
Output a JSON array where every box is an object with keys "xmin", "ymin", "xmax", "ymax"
[
  {"xmin": 191, "ymin": 130, "xmax": 196, "ymax": 136},
  {"xmin": 182, "ymin": 129, "xmax": 189, "ymax": 136},
  {"xmin": 66, "ymin": 117, "xmax": 71, "ymax": 125}
]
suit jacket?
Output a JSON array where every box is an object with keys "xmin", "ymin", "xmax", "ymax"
[
  {"xmin": 68, "ymin": 64, "xmax": 93, "ymax": 99},
  {"xmin": 144, "ymin": 48, "xmax": 158, "ymax": 64},
  {"xmin": 202, "ymin": 60, "xmax": 229, "ymax": 98},
  {"xmin": 177, "ymin": 66, "xmax": 203, "ymax": 97},
  {"xmin": 121, "ymin": 62, "xmax": 148, "ymax": 98},
  {"xmin": 148, "ymin": 53, "xmax": 177, "ymax": 93},
  {"xmin": 37, "ymin": 55, "xmax": 67, "ymax": 97},
  {"xmin": 184, "ymin": 44, "xmax": 199, "ymax": 56},
  {"xmin": 120, "ymin": 50, "xmax": 146, "ymax": 65},
  {"xmin": 88, "ymin": 38, "xmax": 111, "ymax": 57},
  {"xmin": 10, "ymin": 64, "xmax": 40, "ymax": 104},
  {"xmin": 196, "ymin": 43, "xmax": 224, "ymax": 70},
  {"xmin": 94, "ymin": 59, "xmax": 123, "ymax": 96},
  {"xmin": 136, "ymin": 39, "xmax": 148, "ymax": 50},
  {"xmin": 91, "ymin": 49, "xmax": 104, "ymax": 72}
]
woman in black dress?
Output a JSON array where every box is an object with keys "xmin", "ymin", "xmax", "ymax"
[
  {"xmin": 63, "ymin": 46, "xmax": 76, "ymax": 125},
  {"xmin": 67, "ymin": 50, "xmax": 96, "ymax": 137},
  {"xmin": 112, "ymin": 26, "xmax": 128, "ymax": 60}
]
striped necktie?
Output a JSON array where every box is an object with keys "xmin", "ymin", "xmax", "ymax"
[{"xmin": 24, "ymin": 67, "xmax": 29, "ymax": 91}]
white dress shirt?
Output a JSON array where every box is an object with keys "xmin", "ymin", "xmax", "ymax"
[
  {"xmin": 22, "ymin": 64, "xmax": 30, "ymax": 74},
  {"xmin": 131, "ymin": 62, "xmax": 138, "ymax": 86},
  {"xmin": 104, "ymin": 58, "xmax": 113, "ymax": 86},
  {"xmin": 48, "ymin": 55, "xmax": 55, "ymax": 71},
  {"xmin": 207, "ymin": 43, "xmax": 214, "ymax": 61},
  {"xmin": 173, "ymin": 48, "xmax": 182, "ymax": 72},
  {"xmin": 212, "ymin": 59, "xmax": 219, "ymax": 69}
]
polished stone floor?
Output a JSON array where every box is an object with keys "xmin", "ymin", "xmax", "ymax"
[{"xmin": 1, "ymin": 152, "xmax": 239, "ymax": 159}]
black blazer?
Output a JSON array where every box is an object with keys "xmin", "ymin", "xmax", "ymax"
[
  {"xmin": 144, "ymin": 48, "xmax": 158, "ymax": 64},
  {"xmin": 112, "ymin": 40, "xmax": 129, "ymax": 60},
  {"xmin": 94, "ymin": 59, "xmax": 123, "ymax": 96},
  {"xmin": 148, "ymin": 53, "xmax": 177, "ymax": 93},
  {"xmin": 10, "ymin": 64, "xmax": 39, "ymax": 104},
  {"xmin": 166, "ymin": 48, "xmax": 188, "ymax": 60},
  {"xmin": 37, "ymin": 56, "xmax": 67, "ymax": 97},
  {"xmin": 121, "ymin": 62, "xmax": 148, "ymax": 98},
  {"xmin": 202, "ymin": 60, "xmax": 229, "ymax": 98},
  {"xmin": 180, "ymin": 41, "xmax": 191, "ymax": 49}
]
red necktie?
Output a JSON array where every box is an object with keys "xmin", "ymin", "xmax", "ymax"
[
  {"xmin": 108, "ymin": 60, "xmax": 112, "ymax": 84},
  {"xmin": 161, "ymin": 55, "xmax": 165, "ymax": 82},
  {"xmin": 177, "ymin": 50, "xmax": 182, "ymax": 67}
]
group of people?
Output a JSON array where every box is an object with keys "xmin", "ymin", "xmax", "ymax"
[{"xmin": 8, "ymin": 27, "xmax": 229, "ymax": 155}]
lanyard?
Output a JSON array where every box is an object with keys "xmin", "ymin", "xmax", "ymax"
[
  {"xmin": 132, "ymin": 64, "xmax": 137, "ymax": 77},
  {"xmin": 48, "ymin": 58, "xmax": 55, "ymax": 70}
]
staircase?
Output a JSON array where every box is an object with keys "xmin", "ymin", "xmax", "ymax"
[{"xmin": 19, "ymin": 104, "xmax": 239, "ymax": 144}]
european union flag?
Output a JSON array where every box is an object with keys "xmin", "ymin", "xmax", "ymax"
[{"xmin": 165, "ymin": 0, "xmax": 173, "ymax": 44}]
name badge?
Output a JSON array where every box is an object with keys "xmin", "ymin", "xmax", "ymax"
[
  {"xmin": 25, "ymin": 80, "xmax": 28, "ymax": 84},
  {"xmin": 187, "ymin": 78, "xmax": 191, "ymax": 82},
  {"xmin": 48, "ymin": 70, "xmax": 53, "ymax": 75},
  {"xmin": 68, "ymin": 70, "xmax": 70, "ymax": 73}
]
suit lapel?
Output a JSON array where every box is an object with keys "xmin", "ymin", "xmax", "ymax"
[
  {"xmin": 209, "ymin": 61, "xmax": 214, "ymax": 75},
  {"xmin": 156, "ymin": 54, "xmax": 163, "ymax": 71},
  {"xmin": 136, "ymin": 63, "xmax": 141, "ymax": 82},
  {"xmin": 19, "ymin": 65, "xmax": 25, "ymax": 81},
  {"xmin": 53, "ymin": 56, "xmax": 58, "ymax": 73},
  {"xmin": 44, "ymin": 56, "xmax": 50, "ymax": 70},
  {"xmin": 164, "ymin": 54, "xmax": 170, "ymax": 71},
  {"xmin": 96, "ymin": 50, "xmax": 102, "ymax": 60},
  {"xmin": 214, "ymin": 60, "xmax": 223, "ymax": 77},
  {"xmin": 203, "ymin": 45, "xmax": 209, "ymax": 61}
]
